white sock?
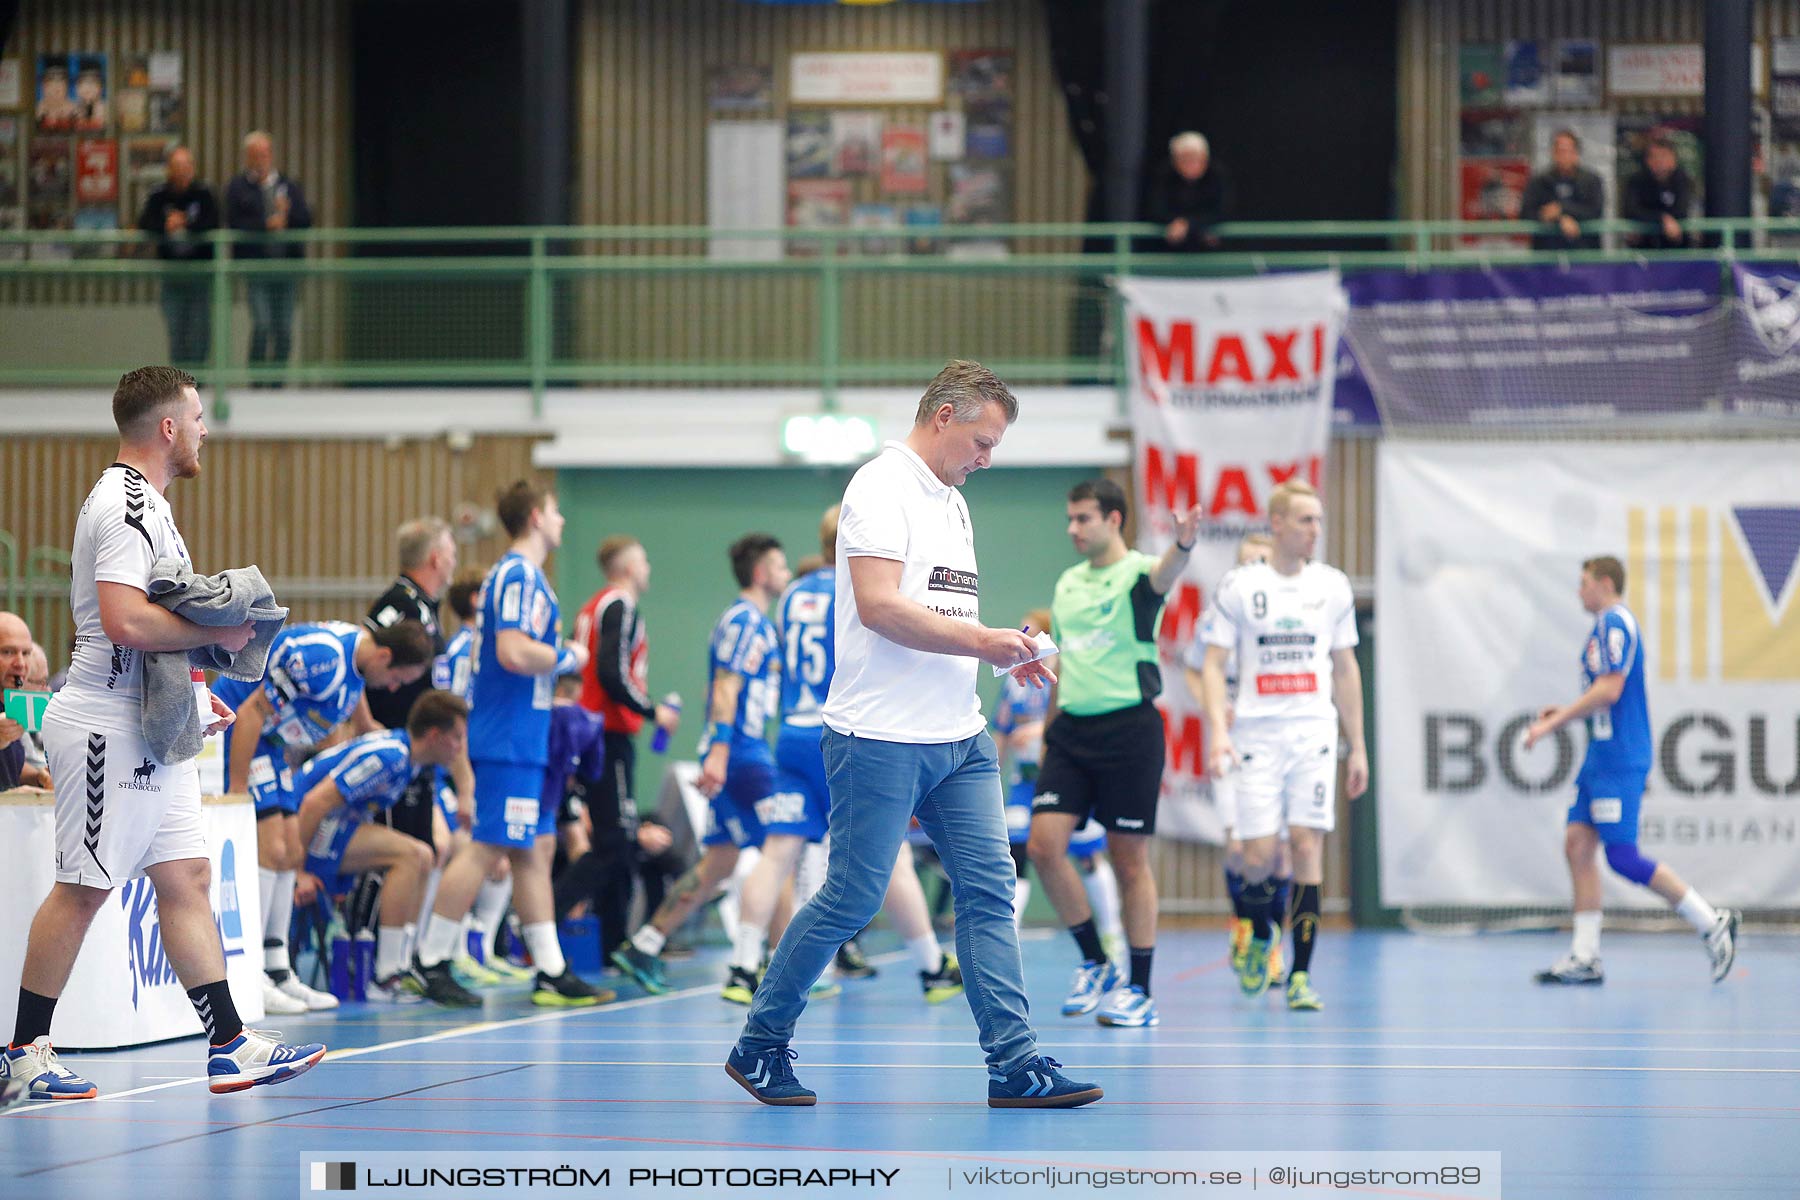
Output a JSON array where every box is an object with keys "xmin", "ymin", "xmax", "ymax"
[
  {"xmin": 258, "ymin": 866, "xmax": 277, "ymax": 934},
  {"xmin": 264, "ymin": 869, "xmax": 296, "ymax": 974},
  {"xmin": 375, "ymin": 925, "xmax": 410, "ymax": 982},
  {"xmin": 403, "ymin": 921, "xmax": 418, "ymax": 965},
  {"xmin": 418, "ymin": 913, "xmax": 464, "ymax": 968},
  {"xmin": 1676, "ymin": 889, "xmax": 1718, "ymax": 935},
  {"xmin": 522, "ymin": 921, "xmax": 566, "ymax": 978},
  {"xmin": 473, "ymin": 877, "xmax": 513, "ymax": 957},
  {"xmin": 1571, "ymin": 910, "xmax": 1602, "ymax": 960},
  {"xmin": 631, "ymin": 925, "xmax": 667, "ymax": 957},
  {"xmin": 732, "ymin": 923, "xmax": 769, "ymax": 973},
  {"xmin": 1012, "ymin": 876, "xmax": 1032, "ymax": 927},
  {"xmin": 906, "ymin": 932, "xmax": 942, "ymax": 974},
  {"xmin": 417, "ymin": 868, "xmax": 442, "ymax": 945},
  {"xmin": 1084, "ymin": 857, "xmax": 1124, "ymax": 942},
  {"xmin": 795, "ymin": 840, "xmax": 829, "ymax": 907}
]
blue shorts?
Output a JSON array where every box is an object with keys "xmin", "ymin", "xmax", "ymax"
[
  {"xmin": 703, "ymin": 753, "xmax": 775, "ymax": 850},
  {"xmin": 240, "ymin": 731, "xmax": 299, "ymax": 817},
  {"xmin": 1005, "ymin": 779, "xmax": 1033, "ymax": 845},
  {"xmin": 1568, "ymin": 774, "xmax": 1645, "ymax": 845},
  {"xmin": 302, "ymin": 811, "xmax": 362, "ymax": 897},
  {"xmin": 473, "ymin": 760, "xmax": 558, "ymax": 848},
  {"xmin": 765, "ymin": 732, "xmax": 831, "ymax": 843}
]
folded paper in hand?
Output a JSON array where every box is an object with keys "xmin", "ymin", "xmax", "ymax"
[{"xmin": 993, "ymin": 631, "xmax": 1058, "ymax": 677}]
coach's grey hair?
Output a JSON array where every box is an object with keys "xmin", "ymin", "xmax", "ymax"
[
  {"xmin": 396, "ymin": 517, "xmax": 452, "ymax": 571},
  {"xmin": 914, "ymin": 359, "xmax": 1019, "ymax": 427},
  {"xmin": 1170, "ymin": 131, "xmax": 1209, "ymax": 157}
]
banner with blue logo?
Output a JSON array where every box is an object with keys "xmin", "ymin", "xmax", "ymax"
[{"xmin": 1378, "ymin": 441, "xmax": 1800, "ymax": 907}]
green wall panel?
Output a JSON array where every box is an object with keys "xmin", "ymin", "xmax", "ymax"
[{"xmin": 554, "ymin": 463, "xmax": 1107, "ymax": 804}]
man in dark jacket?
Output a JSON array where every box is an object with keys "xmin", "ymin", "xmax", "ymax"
[
  {"xmin": 1146, "ymin": 132, "xmax": 1233, "ymax": 252},
  {"xmin": 136, "ymin": 147, "xmax": 219, "ymax": 366},
  {"xmin": 1622, "ymin": 135, "xmax": 1695, "ymax": 250},
  {"xmin": 1519, "ymin": 130, "xmax": 1605, "ymax": 251},
  {"xmin": 225, "ymin": 132, "xmax": 313, "ymax": 381}
]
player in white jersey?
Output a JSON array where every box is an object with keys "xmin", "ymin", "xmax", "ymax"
[
  {"xmin": 4, "ymin": 367, "xmax": 325, "ymax": 1101},
  {"xmin": 1197, "ymin": 481, "xmax": 1366, "ymax": 1010},
  {"xmin": 1185, "ymin": 533, "xmax": 1288, "ymax": 979}
]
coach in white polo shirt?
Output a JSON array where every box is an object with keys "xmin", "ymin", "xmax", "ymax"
[{"xmin": 726, "ymin": 360, "xmax": 1103, "ymax": 1110}]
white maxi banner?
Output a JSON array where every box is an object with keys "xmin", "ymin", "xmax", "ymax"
[
  {"xmin": 0, "ymin": 793, "xmax": 264, "ymax": 1049},
  {"xmin": 1378, "ymin": 441, "xmax": 1800, "ymax": 908},
  {"xmin": 1121, "ymin": 273, "xmax": 1346, "ymax": 842}
]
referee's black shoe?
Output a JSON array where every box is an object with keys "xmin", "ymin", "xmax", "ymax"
[{"xmin": 409, "ymin": 960, "xmax": 481, "ymax": 1008}]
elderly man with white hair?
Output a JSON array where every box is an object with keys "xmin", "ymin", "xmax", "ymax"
[
  {"xmin": 1148, "ymin": 130, "xmax": 1233, "ymax": 252},
  {"xmin": 225, "ymin": 130, "xmax": 313, "ymax": 380}
]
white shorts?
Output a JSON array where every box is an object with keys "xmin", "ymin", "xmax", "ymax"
[
  {"xmin": 42, "ymin": 709, "xmax": 204, "ymax": 888},
  {"xmin": 1231, "ymin": 717, "xmax": 1338, "ymax": 841}
]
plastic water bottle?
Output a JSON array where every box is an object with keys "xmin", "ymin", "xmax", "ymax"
[
  {"xmin": 352, "ymin": 928, "xmax": 375, "ymax": 1002},
  {"xmin": 327, "ymin": 914, "xmax": 352, "ymax": 1001},
  {"xmin": 190, "ymin": 668, "xmax": 211, "ymax": 724},
  {"xmin": 650, "ymin": 693, "xmax": 681, "ymax": 754}
]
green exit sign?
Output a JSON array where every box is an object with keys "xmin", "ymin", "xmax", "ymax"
[{"xmin": 782, "ymin": 413, "xmax": 879, "ymax": 464}]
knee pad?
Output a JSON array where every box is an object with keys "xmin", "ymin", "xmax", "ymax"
[{"xmin": 1603, "ymin": 842, "xmax": 1658, "ymax": 886}]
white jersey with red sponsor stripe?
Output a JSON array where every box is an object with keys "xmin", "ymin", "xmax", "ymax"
[{"xmin": 1201, "ymin": 559, "xmax": 1356, "ymax": 723}]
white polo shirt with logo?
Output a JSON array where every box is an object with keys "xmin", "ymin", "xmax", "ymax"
[{"xmin": 823, "ymin": 440, "xmax": 986, "ymax": 745}]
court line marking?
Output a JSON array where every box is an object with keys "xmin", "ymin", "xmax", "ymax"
[
  {"xmin": 5, "ymin": 948, "xmax": 915, "ymax": 1113},
  {"xmin": 235, "ymin": 1057, "xmax": 1800, "ymax": 1074},
  {"xmin": 314, "ymin": 1036, "xmax": 1800, "ymax": 1055}
]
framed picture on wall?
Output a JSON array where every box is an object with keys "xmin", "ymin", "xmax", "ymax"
[
  {"xmin": 881, "ymin": 124, "xmax": 927, "ymax": 194},
  {"xmin": 830, "ymin": 111, "xmax": 882, "ymax": 177},
  {"xmin": 708, "ymin": 64, "xmax": 772, "ymax": 114},
  {"xmin": 0, "ymin": 59, "xmax": 21, "ymax": 109},
  {"xmin": 26, "ymin": 136, "xmax": 72, "ymax": 230},
  {"xmin": 786, "ymin": 111, "xmax": 831, "ymax": 178},
  {"xmin": 71, "ymin": 54, "xmax": 107, "ymax": 133}
]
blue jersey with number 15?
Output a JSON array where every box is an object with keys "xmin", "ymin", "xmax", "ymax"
[
  {"xmin": 469, "ymin": 551, "xmax": 560, "ymax": 766},
  {"xmin": 779, "ymin": 567, "xmax": 836, "ymax": 732}
]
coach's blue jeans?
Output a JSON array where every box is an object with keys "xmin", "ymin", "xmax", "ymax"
[{"xmin": 738, "ymin": 727, "xmax": 1039, "ymax": 1075}]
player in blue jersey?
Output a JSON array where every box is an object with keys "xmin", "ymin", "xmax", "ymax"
[
  {"xmin": 409, "ymin": 481, "xmax": 610, "ymax": 1009},
  {"xmin": 775, "ymin": 508, "xmax": 963, "ymax": 1003},
  {"xmin": 610, "ymin": 535, "xmax": 790, "ymax": 999},
  {"xmin": 992, "ymin": 610, "xmax": 1122, "ymax": 956},
  {"xmin": 292, "ymin": 690, "xmax": 473, "ymax": 1005},
  {"xmin": 217, "ymin": 617, "xmax": 435, "ymax": 1015},
  {"xmin": 1526, "ymin": 555, "xmax": 1739, "ymax": 985},
  {"xmin": 427, "ymin": 570, "xmax": 529, "ymax": 984}
]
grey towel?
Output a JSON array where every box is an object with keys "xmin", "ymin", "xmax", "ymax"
[{"xmin": 143, "ymin": 558, "xmax": 289, "ymax": 764}]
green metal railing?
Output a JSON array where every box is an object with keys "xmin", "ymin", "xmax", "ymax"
[{"xmin": 1, "ymin": 218, "xmax": 1795, "ymax": 414}]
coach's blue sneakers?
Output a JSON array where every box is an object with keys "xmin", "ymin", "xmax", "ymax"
[
  {"xmin": 206, "ymin": 1029, "xmax": 327, "ymax": 1094},
  {"xmin": 2, "ymin": 1036, "xmax": 97, "ymax": 1100},
  {"xmin": 1061, "ymin": 958, "xmax": 1124, "ymax": 1016},
  {"xmin": 987, "ymin": 1055, "xmax": 1103, "ymax": 1109},
  {"xmin": 1095, "ymin": 984, "xmax": 1159, "ymax": 1027},
  {"xmin": 725, "ymin": 1044, "xmax": 816, "ymax": 1106}
]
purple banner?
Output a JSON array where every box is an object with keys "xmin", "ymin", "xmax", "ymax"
[{"xmin": 1339, "ymin": 261, "xmax": 1755, "ymax": 429}]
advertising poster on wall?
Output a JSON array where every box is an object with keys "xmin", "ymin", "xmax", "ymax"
[
  {"xmin": 74, "ymin": 137, "xmax": 117, "ymax": 205},
  {"xmin": 850, "ymin": 202, "xmax": 899, "ymax": 255},
  {"xmin": 948, "ymin": 162, "xmax": 1007, "ymax": 224},
  {"xmin": 1773, "ymin": 39, "xmax": 1800, "ymax": 140},
  {"xmin": 830, "ymin": 111, "xmax": 881, "ymax": 177},
  {"xmin": 928, "ymin": 109, "xmax": 964, "ymax": 161},
  {"xmin": 949, "ymin": 49, "xmax": 1012, "ymax": 102},
  {"xmin": 116, "ymin": 54, "xmax": 151, "ymax": 134},
  {"xmin": 127, "ymin": 136, "xmax": 173, "ymax": 218},
  {"xmin": 26, "ymin": 136, "xmax": 72, "ymax": 229},
  {"xmin": 880, "ymin": 123, "xmax": 926, "ymax": 194},
  {"xmin": 786, "ymin": 111, "xmax": 830, "ymax": 178},
  {"xmin": 1503, "ymin": 40, "xmax": 1548, "ymax": 106},
  {"xmin": 147, "ymin": 51, "xmax": 183, "ymax": 134},
  {"xmin": 1460, "ymin": 108, "xmax": 1527, "ymax": 157},
  {"xmin": 707, "ymin": 64, "xmax": 772, "ymax": 114},
  {"xmin": 1460, "ymin": 44, "xmax": 1503, "ymax": 106},
  {"xmin": 965, "ymin": 99, "xmax": 1010, "ymax": 160},
  {"xmin": 904, "ymin": 203, "xmax": 942, "ymax": 254},
  {"xmin": 1553, "ymin": 39, "xmax": 1602, "ymax": 105},
  {"xmin": 0, "ymin": 59, "xmax": 21, "ymax": 109},
  {"xmin": 35, "ymin": 53, "xmax": 77, "ymax": 133},
  {"xmin": 1457, "ymin": 158, "xmax": 1529, "ymax": 246},
  {"xmin": 786, "ymin": 178, "xmax": 850, "ymax": 256},
  {"xmin": 70, "ymin": 54, "xmax": 107, "ymax": 132}
]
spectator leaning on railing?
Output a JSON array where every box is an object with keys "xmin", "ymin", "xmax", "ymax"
[
  {"xmin": 1622, "ymin": 134, "xmax": 1695, "ymax": 250},
  {"xmin": 1147, "ymin": 131, "xmax": 1233, "ymax": 253},
  {"xmin": 226, "ymin": 132, "xmax": 313, "ymax": 383},
  {"xmin": 136, "ymin": 147, "xmax": 220, "ymax": 367},
  {"xmin": 1519, "ymin": 130, "xmax": 1604, "ymax": 252}
]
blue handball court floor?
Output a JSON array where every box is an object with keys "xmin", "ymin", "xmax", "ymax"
[{"xmin": 3, "ymin": 927, "xmax": 1794, "ymax": 1199}]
